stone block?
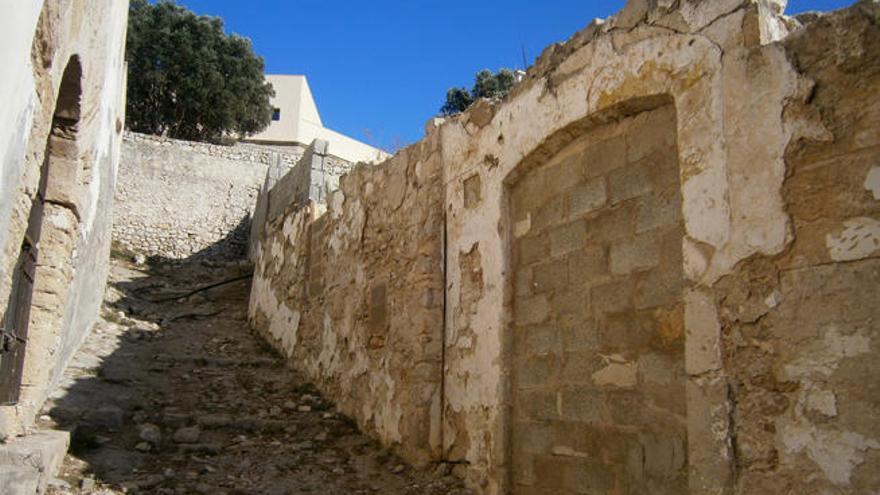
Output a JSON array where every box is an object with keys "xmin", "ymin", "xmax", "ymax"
[
  {"xmin": 567, "ymin": 177, "xmax": 607, "ymax": 218},
  {"xmin": 550, "ymin": 220, "xmax": 587, "ymax": 257},
  {"xmin": 0, "ymin": 430, "xmax": 70, "ymax": 494},
  {"xmin": 560, "ymin": 350, "xmax": 604, "ymax": 384},
  {"xmin": 642, "ymin": 432, "xmax": 687, "ymax": 480},
  {"xmin": 516, "ymin": 389, "xmax": 558, "ymax": 421},
  {"xmin": 518, "ymin": 235, "xmax": 548, "ymax": 266},
  {"xmin": 515, "ymin": 267, "xmax": 533, "ymax": 298},
  {"xmin": 0, "ymin": 466, "xmax": 39, "ymax": 495},
  {"xmin": 584, "ymin": 201, "xmax": 635, "ymax": 242},
  {"xmin": 551, "ymin": 289, "xmax": 589, "ymax": 318},
  {"xmin": 559, "ymin": 385, "xmax": 605, "ymax": 423},
  {"xmin": 683, "ymin": 289, "xmax": 721, "ymax": 375},
  {"xmin": 562, "ymin": 456, "xmax": 616, "ymax": 493},
  {"xmin": 635, "ymin": 190, "xmax": 682, "ymax": 233},
  {"xmin": 515, "ymin": 295, "xmax": 552, "ymax": 326},
  {"xmin": 584, "ymin": 135, "xmax": 627, "ymax": 179},
  {"xmin": 568, "ymin": 244, "xmax": 609, "ymax": 283},
  {"xmin": 610, "ymin": 234, "xmax": 660, "ymax": 275},
  {"xmin": 511, "ymin": 450, "xmax": 536, "ymax": 486},
  {"xmin": 560, "ymin": 320, "xmax": 602, "ymax": 352},
  {"xmin": 606, "ymin": 390, "xmax": 644, "ymax": 426},
  {"xmin": 626, "ymin": 108, "xmax": 676, "ymax": 163},
  {"xmin": 511, "ymin": 421, "xmax": 556, "ymax": 454},
  {"xmin": 519, "ymin": 324, "xmax": 562, "ymax": 356},
  {"xmin": 533, "ymin": 195, "xmax": 565, "ymax": 231},
  {"xmin": 532, "ymin": 455, "xmax": 566, "ymax": 491},
  {"xmin": 544, "ymin": 153, "xmax": 585, "ymax": 195},
  {"xmin": 608, "ymin": 161, "xmax": 652, "ymax": 205},
  {"xmin": 592, "ymin": 279, "xmax": 634, "ymax": 315},
  {"xmin": 517, "ymin": 354, "xmax": 559, "ymax": 389},
  {"xmin": 635, "ymin": 265, "xmax": 683, "ymax": 309}
]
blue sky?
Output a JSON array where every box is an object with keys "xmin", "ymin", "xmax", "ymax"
[{"xmin": 172, "ymin": 0, "xmax": 854, "ymax": 151}]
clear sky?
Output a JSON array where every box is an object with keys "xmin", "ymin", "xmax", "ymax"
[{"xmin": 172, "ymin": 0, "xmax": 854, "ymax": 151}]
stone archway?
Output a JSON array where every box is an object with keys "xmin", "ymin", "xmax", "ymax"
[{"xmin": 0, "ymin": 55, "xmax": 85, "ymax": 410}]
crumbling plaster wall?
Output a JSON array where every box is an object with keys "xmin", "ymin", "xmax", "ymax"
[
  {"xmin": 249, "ymin": 134, "xmax": 446, "ymax": 465},
  {"xmin": 0, "ymin": 0, "xmax": 129, "ymax": 438},
  {"xmin": 250, "ymin": 1, "xmax": 879, "ymax": 493}
]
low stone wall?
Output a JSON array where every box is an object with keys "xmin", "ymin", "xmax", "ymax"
[
  {"xmin": 249, "ymin": 135, "xmax": 446, "ymax": 466},
  {"xmin": 113, "ymin": 133, "xmax": 304, "ymax": 260}
]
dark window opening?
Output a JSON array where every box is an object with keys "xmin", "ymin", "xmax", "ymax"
[{"xmin": 272, "ymin": 108, "xmax": 281, "ymax": 121}]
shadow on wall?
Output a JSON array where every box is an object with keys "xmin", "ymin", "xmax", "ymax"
[{"xmin": 125, "ymin": 214, "xmax": 254, "ymax": 264}]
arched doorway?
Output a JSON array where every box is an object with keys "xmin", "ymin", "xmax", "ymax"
[{"xmin": 0, "ymin": 56, "xmax": 83, "ymax": 405}]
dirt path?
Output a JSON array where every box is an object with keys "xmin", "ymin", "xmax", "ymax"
[{"xmin": 41, "ymin": 256, "xmax": 466, "ymax": 495}]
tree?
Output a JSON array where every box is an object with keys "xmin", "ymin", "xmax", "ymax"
[
  {"xmin": 440, "ymin": 68, "xmax": 518, "ymax": 116},
  {"xmin": 125, "ymin": 0, "xmax": 275, "ymax": 143}
]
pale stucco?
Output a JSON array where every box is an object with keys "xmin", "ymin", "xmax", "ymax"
[{"xmin": 247, "ymin": 74, "xmax": 389, "ymax": 164}]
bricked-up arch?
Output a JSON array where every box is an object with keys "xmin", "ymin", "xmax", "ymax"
[
  {"xmin": 506, "ymin": 99, "xmax": 686, "ymax": 494},
  {"xmin": 439, "ymin": 27, "xmax": 764, "ymax": 493},
  {"xmin": 4, "ymin": 55, "xmax": 85, "ymax": 409}
]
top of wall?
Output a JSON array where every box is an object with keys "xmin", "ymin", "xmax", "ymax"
[{"xmin": 123, "ymin": 131, "xmax": 305, "ymax": 167}]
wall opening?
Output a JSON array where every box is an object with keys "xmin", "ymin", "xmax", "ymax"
[
  {"xmin": 507, "ymin": 104, "xmax": 686, "ymax": 494},
  {"xmin": 0, "ymin": 56, "xmax": 83, "ymax": 405}
]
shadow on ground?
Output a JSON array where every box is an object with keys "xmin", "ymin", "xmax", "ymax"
[{"xmin": 41, "ymin": 247, "xmax": 466, "ymax": 495}]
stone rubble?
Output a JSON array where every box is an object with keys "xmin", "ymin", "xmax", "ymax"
[{"xmin": 39, "ymin": 256, "xmax": 468, "ymax": 495}]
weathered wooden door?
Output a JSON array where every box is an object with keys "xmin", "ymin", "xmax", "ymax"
[{"xmin": 0, "ymin": 166, "xmax": 47, "ymax": 405}]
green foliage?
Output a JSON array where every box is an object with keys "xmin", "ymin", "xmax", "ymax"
[
  {"xmin": 125, "ymin": 0, "xmax": 275, "ymax": 143},
  {"xmin": 440, "ymin": 68, "xmax": 517, "ymax": 116}
]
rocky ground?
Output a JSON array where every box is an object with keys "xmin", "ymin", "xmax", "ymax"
[{"xmin": 40, "ymin": 255, "xmax": 467, "ymax": 495}]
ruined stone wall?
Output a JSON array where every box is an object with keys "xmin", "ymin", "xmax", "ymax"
[
  {"xmin": 250, "ymin": 2, "xmax": 880, "ymax": 494},
  {"xmin": 249, "ymin": 135, "xmax": 446, "ymax": 465},
  {"xmin": 0, "ymin": 0, "xmax": 128, "ymax": 438},
  {"xmin": 717, "ymin": 8, "xmax": 880, "ymax": 493}
]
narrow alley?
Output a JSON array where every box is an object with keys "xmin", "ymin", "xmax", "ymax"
[{"xmin": 39, "ymin": 253, "xmax": 466, "ymax": 495}]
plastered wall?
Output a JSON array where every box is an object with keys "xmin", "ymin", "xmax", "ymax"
[
  {"xmin": 249, "ymin": 1, "xmax": 880, "ymax": 493},
  {"xmin": 0, "ymin": 0, "xmax": 128, "ymax": 438}
]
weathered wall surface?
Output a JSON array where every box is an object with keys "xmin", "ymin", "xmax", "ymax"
[
  {"xmin": 249, "ymin": 135, "xmax": 445, "ymax": 465},
  {"xmin": 717, "ymin": 7, "xmax": 880, "ymax": 493},
  {"xmin": 0, "ymin": 0, "xmax": 128, "ymax": 438},
  {"xmin": 114, "ymin": 133, "xmax": 300, "ymax": 259},
  {"xmin": 250, "ymin": 1, "xmax": 880, "ymax": 494}
]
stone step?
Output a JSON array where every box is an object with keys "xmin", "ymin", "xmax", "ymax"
[
  {"xmin": 0, "ymin": 430, "xmax": 69, "ymax": 494},
  {"xmin": 0, "ymin": 465, "xmax": 39, "ymax": 495}
]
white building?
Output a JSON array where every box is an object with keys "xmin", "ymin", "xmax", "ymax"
[{"xmin": 247, "ymin": 75, "xmax": 389, "ymax": 164}]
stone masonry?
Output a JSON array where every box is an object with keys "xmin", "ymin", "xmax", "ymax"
[
  {"xmin": 114, "ymin": 133, "xmax": 355, "ymax": 260},
  {"xmin": 249, "ymin": 1, "xmax": 880, "ymax": 494},
  {"xmin": 509, "ymin": 105, "xmax": 685, "ymax": 494}
]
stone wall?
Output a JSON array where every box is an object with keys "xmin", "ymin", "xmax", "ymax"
[
  {"xmin": 249, "ymin": 135, "xmax": 446, "ymax": 465},
  {"xmin": 115, "ymin": 133, "xmax": 354, "ymax": 260},
  {"xmin": 249, "ymin": 2, "xmax": 880, "ymax": 494},
  {"xmin": 114, "ymin": 133, "xmax": 298, "ymax": 259},
  {"xmin": 0, "ymin": 0, "xmax": 128, "ymax": 438}
]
